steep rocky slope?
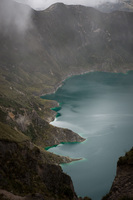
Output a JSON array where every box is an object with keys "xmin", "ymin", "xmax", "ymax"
[
  {"xmin": 0, "ymin": 122, "xmax": 81, "ymax": 200},
  {"xmin": 0, "ymin": 100, "xmax": 84, "ymax": 147},
  {"xmin": 102, "ymin": 148, "xmax": 133, "ymax": 200}
]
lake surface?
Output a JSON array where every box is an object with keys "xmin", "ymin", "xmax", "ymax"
[{"xmin": 42, "ymin": 71, "xmax": 133, "ymax": 200}]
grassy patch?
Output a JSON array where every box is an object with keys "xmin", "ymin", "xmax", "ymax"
[{"xmin": 0, "ymin": 122, "xmax": 29, "ymax": 143}]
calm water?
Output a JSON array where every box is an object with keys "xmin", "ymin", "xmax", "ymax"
[{"xmin": 42, "ymin": 71, "xmax": 133, "ymax": 200}]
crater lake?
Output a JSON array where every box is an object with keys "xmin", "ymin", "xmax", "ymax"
[{"xmin": 42, "ymin": 71, "xmax": 133, "ymax": 200}]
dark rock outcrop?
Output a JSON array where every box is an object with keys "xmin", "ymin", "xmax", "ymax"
[
  {"xmin": 103, "ymin": 148, "xmax": 133, "ymax": 200},
  {"xmin": 0, "ymin": 138, "xmax": 78, "ymax": 200}
]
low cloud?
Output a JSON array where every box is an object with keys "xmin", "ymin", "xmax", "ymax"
[{"xmin": 0, "ymin": 0, "xmax": 33, "ymax": 34}]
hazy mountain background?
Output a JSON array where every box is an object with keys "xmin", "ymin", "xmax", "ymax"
[
  {"xmin": 14, "ymin": 0, "xmax": 133, "ymax": 12},
  {"xmin": 96, "ymin": 0, "xmax": 133, "ymax": 12},
  {"xmin": 14, "ymin": 0, "xmax": 120, "ymax": 10}
]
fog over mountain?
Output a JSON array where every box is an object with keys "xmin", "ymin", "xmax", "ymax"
[{"xmin": 0, "ymin": 0, "xmax": 33, "ymax": 33}]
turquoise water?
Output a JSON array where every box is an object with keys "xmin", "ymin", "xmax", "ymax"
[{"xmin": 42, "ymin": 71, "xmax": 133, "ymax": 200}]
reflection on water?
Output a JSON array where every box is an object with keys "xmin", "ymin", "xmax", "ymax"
[{"xmin": 42, "ymin": 71, "xmax": 133, "ymax": 200}]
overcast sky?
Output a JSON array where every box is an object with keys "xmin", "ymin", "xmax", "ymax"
[{"xmin": 15, "ymin": 0, "xmax": 119, "ymax": 10}]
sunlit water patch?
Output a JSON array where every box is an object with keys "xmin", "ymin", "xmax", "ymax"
[{"xmin": 42, "ymin": 71, "xmax": 133, "ymax": 200}]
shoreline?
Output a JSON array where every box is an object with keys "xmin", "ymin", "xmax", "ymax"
[
  {"xmin": 45, "ymin": 142, "xmax": 85, "ymax": 165},
  {"xmin": 41, "ymin": 69, "xmax": 132, "ymax": 125},
  {"xmin": 41, "ymin": 68, "xmax": 131, "ymax": 97}
]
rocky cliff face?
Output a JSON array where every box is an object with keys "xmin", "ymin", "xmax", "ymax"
[
  {"xmin": 0, "ymin": 122, "xmax": 89, "ymax": 200},
  {"xmin": 103, "ymin": 148, "xmax": 133, "ymax": 200},
  {"xmin": 0, "ymin": 137, "xmax": 77, "ymax": 199},
  {"xmin": 1, "ymin": 102, "xmax": 84, "ymax": 147}
]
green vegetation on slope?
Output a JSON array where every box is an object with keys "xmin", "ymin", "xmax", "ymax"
[{"xmin": 0, "ymin": 122, "xmax": 29, "ymax": 143}]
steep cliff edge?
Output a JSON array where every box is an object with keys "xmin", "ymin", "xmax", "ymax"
[
  {"xmin": 0, "ymin": 122, "xmax": 80, "ymax": 200},
  {"xmin": 103, "ymin": 148, "xmax": 133, "ymax": 200}
]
